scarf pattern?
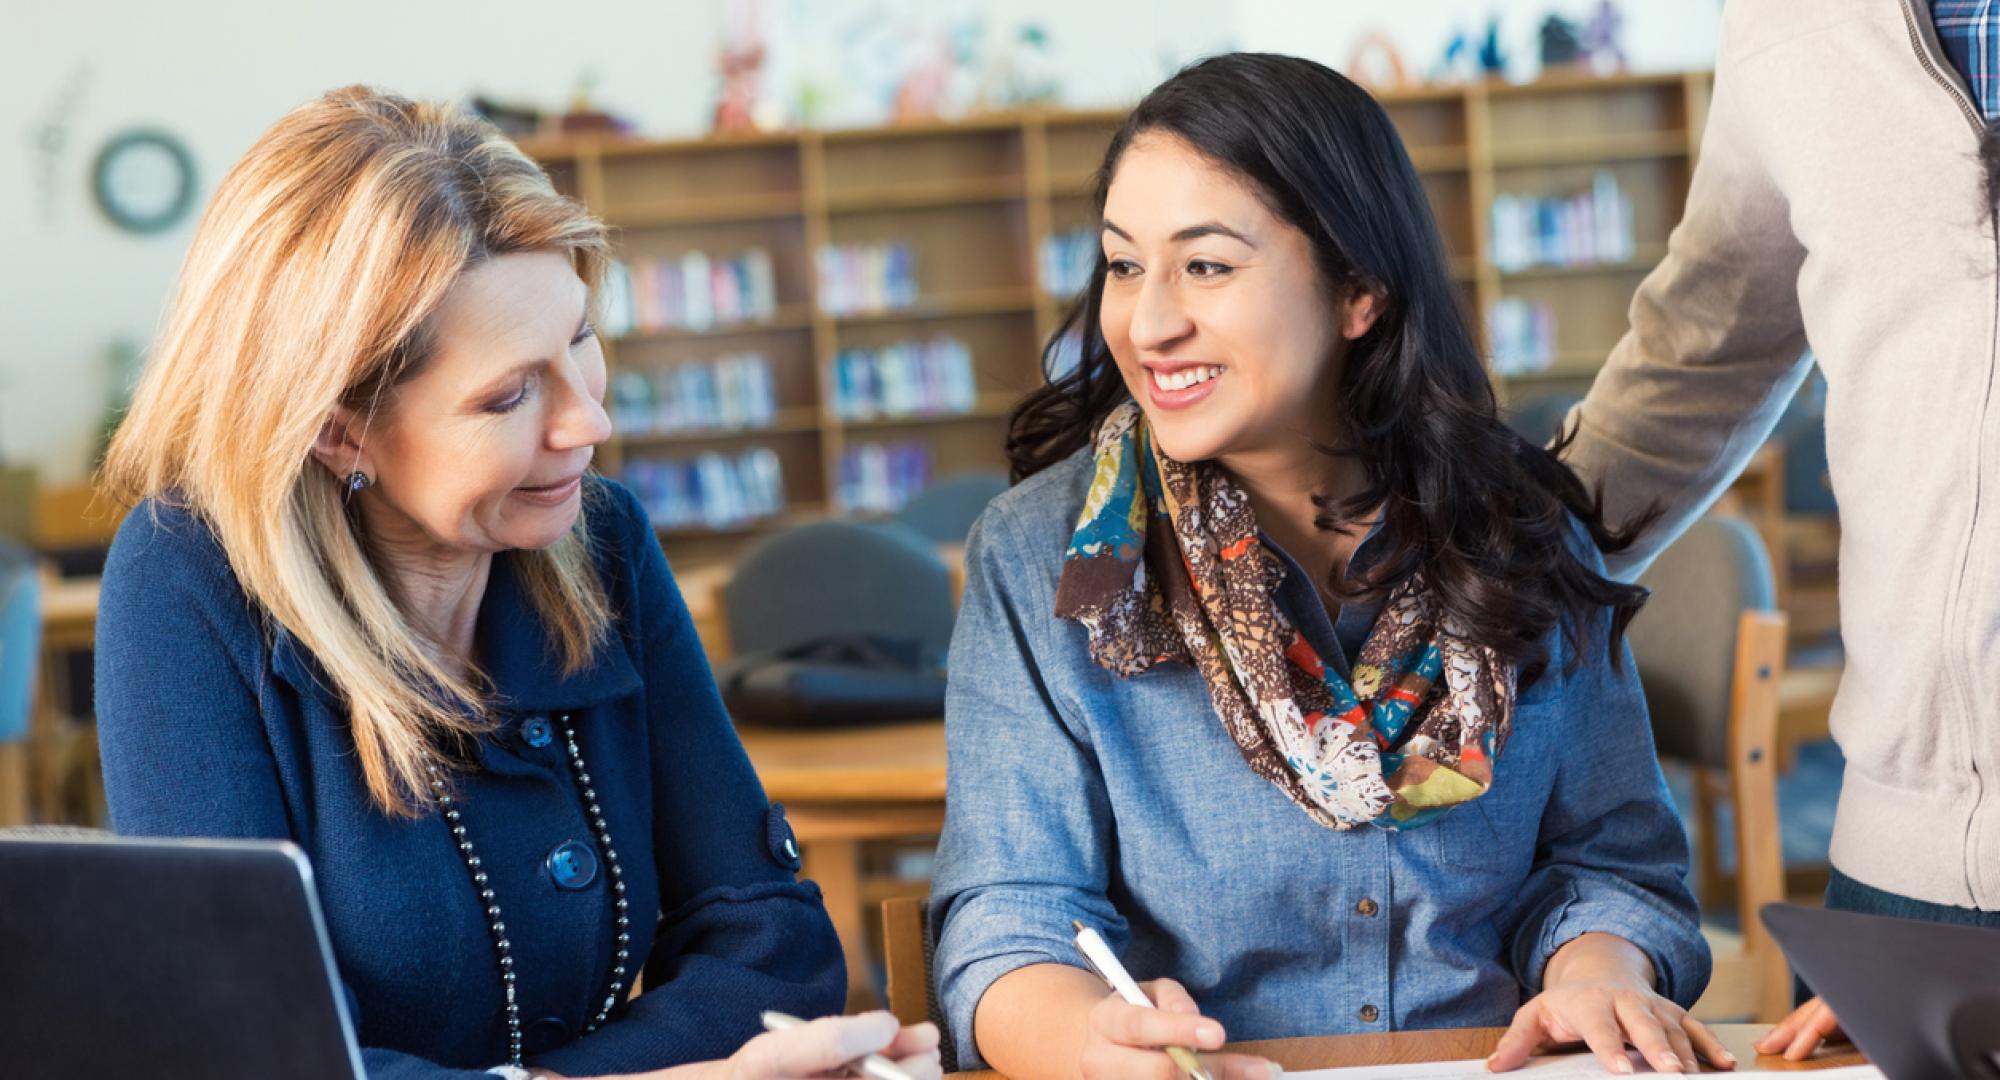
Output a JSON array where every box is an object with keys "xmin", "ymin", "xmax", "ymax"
[{"xmin": 1054, "ymin": 403, "xmax": 1516, "ymax": 830}]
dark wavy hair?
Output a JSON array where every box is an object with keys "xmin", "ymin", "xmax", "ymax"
[{"xmin": 1007, "ymin": 52, "xmax": 1655, "ymax": 685}]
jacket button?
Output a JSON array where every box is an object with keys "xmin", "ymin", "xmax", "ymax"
[
  {"xmin": 1355, "ymin": 897, "xmax": 1379, "ymax": 917},
  {"xmin": 1359, "ymin": 1004, "xmax": 1380, "ymax": 1023},
  {"xmin": 546, "ymin": 840, "xmax": 598, "ymax": 890},
  {"xmin": 521, "ymin": 715, "xmax": 554, "ymax": 749},
  {"xmin": 524, "ymin": 1015, "xmax": 570, "ymax": 1055}
]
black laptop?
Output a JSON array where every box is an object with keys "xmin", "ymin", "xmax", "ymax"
[
  {"xmin": 0, "ymin": 835, "xmax": 366, "ymax": 1080},
  {"xmin": 1764, "ymin": 902, "xmax": 2000, "ymax": 1080}
]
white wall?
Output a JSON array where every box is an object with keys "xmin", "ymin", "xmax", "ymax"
[{"xmin": 1, "ymin": 0, "xmax": 1715, "ymax": 485}]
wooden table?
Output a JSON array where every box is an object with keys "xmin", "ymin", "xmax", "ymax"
[
  {"xmin": 947, "ymin": 1025, "xmax": 1866, "ymax": 1078},
  {"xmin": 737, "ymin": 719, "xmax": 949, "ymax": 1010}
]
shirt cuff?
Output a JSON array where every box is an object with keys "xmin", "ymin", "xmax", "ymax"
[{"xmin": 1517, "ymin": 879, "xmax": 1713, "ymax": 1009}]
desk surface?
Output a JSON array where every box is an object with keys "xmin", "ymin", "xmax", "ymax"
[
  {"xmin": 947, "ymin": 1026, "xmax": 1866, "ymax": 1078},
  {"xmin": 736, "ymin": 720, "xmax": 948, "ymax": 803}
]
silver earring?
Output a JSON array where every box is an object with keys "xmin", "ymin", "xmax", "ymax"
[{"xmin": 347, "ymin": 471, "xmax": 371, "ymax": 493}]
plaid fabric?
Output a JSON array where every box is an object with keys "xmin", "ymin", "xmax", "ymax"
[{"xmin": 1935, "ymin": 0, "xmax": 2000, "ymax": 120}]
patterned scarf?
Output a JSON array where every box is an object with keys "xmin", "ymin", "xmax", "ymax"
[{"xmin": 1054, "ymin": 403, "xmax": 1516, "ymax": 830}]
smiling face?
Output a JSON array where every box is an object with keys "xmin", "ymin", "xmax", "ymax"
[
  {"xmin": 315, "ymin": 250, "xmax": 612, "ymax": 558},
  {"xmin": 1098, "ymin": 132, "xmax": 1379, "ymax": 466}
]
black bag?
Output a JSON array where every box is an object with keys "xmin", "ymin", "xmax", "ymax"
[{"xmin": 717, "ymin": 635, "xmax": 946, "ymax": 728}]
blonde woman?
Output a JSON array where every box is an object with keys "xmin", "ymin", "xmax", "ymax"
[{"xmin": 93, "ymin": 87, "xmax": 940, "ymax": 1080}]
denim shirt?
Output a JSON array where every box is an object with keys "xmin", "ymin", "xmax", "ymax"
[{"xmin": 927, "ymin": 450, "xmax": 1708, "ymax": 1068}]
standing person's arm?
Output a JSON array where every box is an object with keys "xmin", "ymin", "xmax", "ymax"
[{"xmin": 1559, "ymin": 15, "xmax": 1814, "ymax": 580}]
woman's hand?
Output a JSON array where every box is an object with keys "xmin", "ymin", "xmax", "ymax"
[
  {"xmin": 1752, "ymin": 997, "xmax": 1844, "ymax": 1061},
  {"xmin": 1487, "ymin": 934, "xmax": 1734, "ymax": 1075},
  {"xmin": 1080, "ymin": 978, "xmax": 1280, "ymax": 1080},
  {"xmin": 639, "ymin": 1011, "xmax": 942, "ymax": 1080}
]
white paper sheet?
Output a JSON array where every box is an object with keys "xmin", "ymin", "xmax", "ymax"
[{"xmin": 1284, "ymin": 1051, "xmax": 1885, "ymax": 1080}]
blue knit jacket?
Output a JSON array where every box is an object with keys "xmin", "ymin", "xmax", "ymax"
[{"xmin": 95, "ymin": 478, "xmax": 845, "ymax": 1078}]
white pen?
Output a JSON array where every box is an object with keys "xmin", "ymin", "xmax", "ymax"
[
  {"xmin": 760, "ymin": 1010, "xmax": 916, "ymax": 1080},
  {"xmin": 1072, "ymin": 921, "xmax": 1217, "ymax": 1080}
]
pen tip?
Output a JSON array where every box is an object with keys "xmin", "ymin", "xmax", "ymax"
[{"xmin": 1072, "ymin": 920, "xmax": 1086, "ymax": 932}]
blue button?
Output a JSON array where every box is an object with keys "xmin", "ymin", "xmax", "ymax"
[
  {"xmin": 521, "ymin": 716, "xmax": 554, "ymax": 749},
  {"xmin": 546, "ymin": 840, "xmax": 598, "ymax": 890}
]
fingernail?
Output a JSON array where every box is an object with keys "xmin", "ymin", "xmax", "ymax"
[
  {"xmin": 1614, "ymin": 1057, "xmax": 1635, "ymax": 1074},
  {"xmin": 1718, "ymin": 1050, "xmax": 1737, "ymax": 1065},
  {"xmin": 1261, "ymin": 1062, "xmax": 1285, "ymax": 1080},
  {"xmin": 1196, "ymin": 1021, "xmax": 1224, "ymax": 1047},
  {"xmin": 1662, "ymin": 1053, "xmax": 1683, "ymax": 1073}
]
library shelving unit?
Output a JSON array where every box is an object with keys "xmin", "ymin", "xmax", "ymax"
[{"xmin": 520, "ymin": 69, "xmax": 1710, "ymax": 568}]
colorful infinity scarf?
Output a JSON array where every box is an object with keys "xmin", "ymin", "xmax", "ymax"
[{"xmin": 1053, "ymin": 403, "xmax": 1516, "ymax": 830}]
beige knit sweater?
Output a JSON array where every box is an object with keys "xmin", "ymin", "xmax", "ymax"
[{"xmin": 1563, "ymin": 0, "xmax": 2000, "ymax": 909}]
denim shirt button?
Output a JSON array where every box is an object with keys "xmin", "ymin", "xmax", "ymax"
[
  {"xmin": 1355, "ymin": 897, "xmax": 1379, "ymax": 917},
  {"xmin": 1359, "ymin": 1003, "xmax": 1380, "ymax": 1023}
]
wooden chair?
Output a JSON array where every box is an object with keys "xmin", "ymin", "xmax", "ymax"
[
  {"xmin": 1629, "ymin": 515, "xmax": 1791, "ymax": 1024},
  {"xmin": 882, "ymin": 894, "xmax": 957, "ymax": 1070}
]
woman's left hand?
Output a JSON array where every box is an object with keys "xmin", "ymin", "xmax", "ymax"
[{"xmin": 1485, "ymin": 933, "xmax": 1735, "ymax": 1075}]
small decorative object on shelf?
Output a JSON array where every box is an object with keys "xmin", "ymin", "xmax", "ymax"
[
  {"xmin": 833, "ymin": 336, "xmax": 977, "ymax": 421},
  {"xmin": 604, "ymin": 250, "xmax": 779, "ymax": 336},
  {"xmin": 1486, "ymin": 299, "xmax": 1557, "ymax": 377},
  {"xmin": 1489, "ymin": 171, "xmax": 1634, "ymax": 272},
  {"xmin": 839, "ymin": 441, "xmax": 932, "ymax": 514},
  {"xmin": 814, "ymin": 243, "xmax": 918, "ymax": 316},
  {"xmin": 610, "ymin": 354, "xmax": 778, "ymax": 436},
  {"xmin": 623, "ymin": 449, "xmax": 786, "ymax": 531}
]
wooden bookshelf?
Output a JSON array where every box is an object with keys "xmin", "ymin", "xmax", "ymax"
[{"xmin": 524, "ymin": 72, "xmax": 1710, "ymax": 568}]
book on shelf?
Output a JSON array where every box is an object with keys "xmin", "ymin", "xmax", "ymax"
[
  {"xmin": 1489, "ymin": 171, "xmax": 1635, "ymax": 273},
  {"xmin": 1038, "ymin": 228, "xmax": 1097, "ymax": 299},
  {"xmin": 833, "ymin": 336, "xmax": 978, "ymax": 420},
  {"xmin": 604, "ymin": 249, "xmax": 779, "ymax": 335},
  {"xmin": 623, "ymin": 448, "xmax": 786, "ymax": 531},
  {"xmin": 815, "ymin": 242, "xmax": 918, "ymax": 316},
  {"xmin": 611, "ymin": 354, "xmax": 780, "ymax": 436},
  {"xmin": 838, "ymin": 441, "xmax": 932, "ymax": 515},
  {"xmin": 1485, "ymin": 298, "xmax": 1557, "ymax": 377}
]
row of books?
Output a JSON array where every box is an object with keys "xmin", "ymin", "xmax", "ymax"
[
  {"xmin": 600, "ymin": 250, "xmax": 781, "ymax": 336},
  {"xmin": 838, "ymin": 441, "xmax": 932, "ymax": 515},
  {"xmin": 1489, "ymin": 172, "xmax": 1636, "ymax": 273},
  {"xmin": 832, "ymin": 336, "xmax": 979, "ymax": 420},
  {"xmin": 815, "ymin": 243, "xmax": 919, "ymax": 315},
  {"xmin": 1039, "ymin": 228, "xmax": 1097, "ymax": 299},
  {"xmin": 609, "ymin": 355, "xmax": 780, "ymax": 436},
  {"xmin": 1485, "ymin": 298, "xmax": 1558, "ymax": 376},
  {"xmin": 622, "ymin": 449, "xmax": 786, "ymax": 531}
]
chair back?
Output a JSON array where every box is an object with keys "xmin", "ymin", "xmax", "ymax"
[
  {"xmin": 893, "ymin": 473, "xmax": 1009, "ymax": 545},
  {"xmin": 723, "ymin": 520, "xmax": 955, "ymax": 660}
]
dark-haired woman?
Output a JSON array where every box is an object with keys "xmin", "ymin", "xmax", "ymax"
[{"xmin": 927, "ymin": 53, "xmax": 1720, "ymax": 1080}]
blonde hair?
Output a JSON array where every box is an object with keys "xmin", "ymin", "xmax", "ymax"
[{"xmin": 102, "ymin": 86, "xmax": 614, "ymax": 817}]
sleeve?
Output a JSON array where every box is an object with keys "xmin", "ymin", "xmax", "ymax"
[
  {"xmin": 925, "ymin": 506, "xmax": 1127, "ymax": 1070},
  {"xmin": 1494, "ymin": 540, "xmax": 1711, "ymax": 1008},
  {"xmin": 526, "ymin": 484, "xmax": 845, "ymax": 1076},
  {"xmin": 94, "ymin": 511, "xmax": 496, "ymax": 1080},
  {"xmin": 1558, "ymin": 15, "xmax": 1817, "ymax": 581}
]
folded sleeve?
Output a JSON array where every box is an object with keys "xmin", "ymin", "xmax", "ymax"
[
  {"xmin": 528, "ymin": 485, "xmax": 845, "ymax": 1075},
  {"xmin": 926, "ymin": 507, "xmax": 1127, "ymax": 1070}
]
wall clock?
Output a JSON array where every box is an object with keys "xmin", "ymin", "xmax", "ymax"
[{"xmin": 91, "ymin": 128, "xmax": 197, "ymax": 235}]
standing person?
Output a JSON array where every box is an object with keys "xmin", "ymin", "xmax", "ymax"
[
  {"xmin": 94, "ymin": 85, "xmax": 940, "ymax": 1080},
  {"xmin": 1558, "ymin": 0, "xmax": 2000, "ymax": 1058}
]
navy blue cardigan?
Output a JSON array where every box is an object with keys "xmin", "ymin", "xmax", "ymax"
[{"xmin": 95, "ymin": 479, "xmax": 845, "ymax": 1078}]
